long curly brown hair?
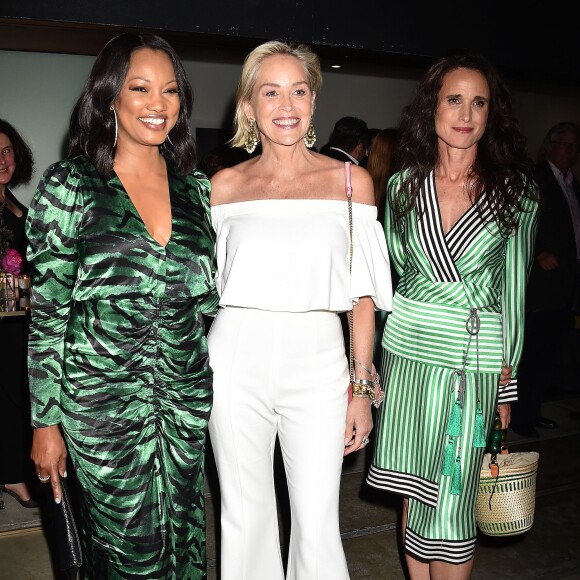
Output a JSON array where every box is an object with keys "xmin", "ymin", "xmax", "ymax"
[{"xmin": 391, "ymin": 52, "xmax": 537, "ymax": 236}]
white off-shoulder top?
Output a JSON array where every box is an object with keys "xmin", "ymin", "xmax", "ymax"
[{"xmin": 211, "ymin": 199, "xmax": 393, "ymax": 313}]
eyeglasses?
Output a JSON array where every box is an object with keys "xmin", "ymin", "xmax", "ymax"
[{"xmin": 551, "ymin": 141, "xmax": 579, "ymax": 152}]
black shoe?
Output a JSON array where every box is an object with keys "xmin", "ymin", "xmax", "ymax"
[
  {"xmin": 510, "ymin": 424, "xmax": 539, "ymax": 438},
  {"xmin": 0, "ymin": 485, "xmax": 40, "ymax": 509},
  {"xmin": 569, "ymin": 411, "xmax": 580, "ymax": 421},
  {"xmin": 535, "ymin": 416, "xmax": 558, "ymax": 429}
]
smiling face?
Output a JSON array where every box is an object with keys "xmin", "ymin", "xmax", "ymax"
[
  {"xmin": 0, "ymin": 133, "xmax": 16, "ymax": 190},
  {"xmin": 113, "ymin": 48, "xmax": 180, "ymax": 150},
  {"xmin": 435, "ymin": 67, "xmax": 490, "ymax": 151},
  {"xmin": 244, "ymin": 54, "xmax": 315, "ymax": 149}
]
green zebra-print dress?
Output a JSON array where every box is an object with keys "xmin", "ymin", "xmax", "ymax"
[
  {"xmin": 26, "ymin": 156, "xmax": 218, "ymax": 579},
  {"xmin": 368, "ymin": 170, "xmax": 538, "ymax": 564}
]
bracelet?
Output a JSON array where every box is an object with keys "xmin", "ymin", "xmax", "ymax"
[
  {"xmin": 351, "ymin": 382, "xmax": 376, "ymax": 400},
  {"xmin": 355, "ymin": 378, "xmax": 375, "ymax": 387},
  {"xmin": 353, "ymin": 358, "xmax": 374, "ymax": 377}
]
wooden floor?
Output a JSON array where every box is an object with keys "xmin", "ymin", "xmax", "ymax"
[{"xmin": 1, "ymin": 394, "xmax": 580, "ymax": 580}]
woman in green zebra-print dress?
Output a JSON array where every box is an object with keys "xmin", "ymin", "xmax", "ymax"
[
  {"xmin": 26, "ymin": 34, "xmax": 218, "ymax": 579},
  {"xmin": 368, "ymin": 54, "xmax": 538, "ymax": 578}
]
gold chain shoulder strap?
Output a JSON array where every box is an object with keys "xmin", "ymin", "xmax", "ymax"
[
  {"xmin": 345, "ymin": 163, "xmax": 384, "ymax": 408},
  {"xmin": 345, "ymin": 162, "xmax": 355, "ymax": 384}
]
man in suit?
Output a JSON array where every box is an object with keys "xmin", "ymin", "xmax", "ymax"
[
  {"xmin": 320, "ymin": 116, "xmax": 368, "ymax": 165},
  {"xmin": 511, "ymin": 122, "xmax": 580, "ymax": 437}
]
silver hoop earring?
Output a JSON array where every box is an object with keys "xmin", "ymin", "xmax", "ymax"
[
  {"xmin": 166, "ymin": 133, "xmax": 174, "ymax": 146},
  {"xmin": 111, "ymin": 107, "xmax": 118, "ymax": 148}
]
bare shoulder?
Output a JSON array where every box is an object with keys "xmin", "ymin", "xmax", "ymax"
[
  {"xmin": 310, "ymin": 153, "xmax": 373, "ymax": 204},
  {"xmin": 349, "ymin": 164, "xmax": 375, "ymax": 205},
  {"xmin": 210, "ymin": 158, "xmax": 256, "ymax": 206},
  {"xmin": 311, "ymin": 150, "xmax": 344, "ymax": 170}
]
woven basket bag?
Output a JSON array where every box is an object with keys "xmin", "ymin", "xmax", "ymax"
[{"xmin": 476, "ymin": 451, "xmax": 540, "ymax": 536}]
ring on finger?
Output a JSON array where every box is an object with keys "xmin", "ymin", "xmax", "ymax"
[
  {"xmin": 37, "ymin": 474, "xmax": 51, "ymax": 482},
  {"xmin": 361, "ymin": 437, "xmax": 370, "ymax": 446}
]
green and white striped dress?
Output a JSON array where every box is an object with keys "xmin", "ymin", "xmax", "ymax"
[{"xmin": 368, "ymin": 170, "xmax": 538, "ymax": 563}]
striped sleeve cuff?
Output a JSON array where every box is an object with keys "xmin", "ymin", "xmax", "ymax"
[{"xmin": 497, "ymin": 378, "xmax": 517, "ymax": 403}]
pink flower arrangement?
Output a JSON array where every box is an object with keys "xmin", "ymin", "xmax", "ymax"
[{"xmin": 2, "ymin": 248, "xmax": 23, "ymax": 276}]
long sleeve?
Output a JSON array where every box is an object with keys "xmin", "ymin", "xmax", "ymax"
[
  {"xmin": 383, "ymin": 174, "xmax": 406, "ymax": 278},
  {"xmin": 25, "ymin": 161, "xmax": 84, "ymax": 427},
  {"xmin": 196, "ymin": 173, "xmax": 219, "ymax": 316},
  {"xmin": 498, "ymin": 193, "xmax": 539, "ymax": 403}
]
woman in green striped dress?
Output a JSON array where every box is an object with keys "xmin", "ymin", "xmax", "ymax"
[{"xmin": 368, "ymin": 53, "xmax": 538, "ymax": 578}]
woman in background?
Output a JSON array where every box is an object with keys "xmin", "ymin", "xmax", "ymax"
[
  {"xmin": 0, "ymin": 119, "xmax": 38, "ymax": 510},
  {"xmin": 368, "ymin": 53, "xmax": 538, "ymax": 579},
  {"xmin": 365, "ymin": 127, "xmax": 400, "ymax": 227},
  {"xmin": 365, "ymin": 127, "xmax": 401, "ymax": 368},
  {"xmin": 26, "ymin": 33, "xmax": 217, "ymax": 578}
]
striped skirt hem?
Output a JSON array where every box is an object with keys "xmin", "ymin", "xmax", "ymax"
[
  {"xmin": 366, "ymin": 465, "xmax": 439, "ymax": 508},
  {"xmin": 405, "ymin": 528, "xmax": 476, "ymax": 564}
]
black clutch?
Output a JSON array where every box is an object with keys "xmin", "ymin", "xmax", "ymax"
[{"xmin": 52, "ymin": 476, "xmax": 82, "ymax": 577}]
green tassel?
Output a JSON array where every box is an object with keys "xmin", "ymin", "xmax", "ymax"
[
  {"xmin": 441, "ymin": 437, "xmax": 455, "ymax": 476},
  {"xmin": 473, "ymin": 404, "xmax": 486, "ymax": 448},
  {"xmin": 445, "ymin": 398, "xmax": 462, "ymax": 437},
  {"xmin": 450, "ymin": 456, "xmax": 462, "ymax": 495}
]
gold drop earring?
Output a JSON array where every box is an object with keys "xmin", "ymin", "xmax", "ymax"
[
  {"xmin": 245, "ymin": 118, "xmax": 259, "ymax": 154},
  {"xmin": 304, "ymin": 119, "xmax": 316, "ymax": 148}
]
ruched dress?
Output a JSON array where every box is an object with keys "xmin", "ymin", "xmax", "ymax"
[
  {"xmin": 208, "ymin": 197, "xmax": 392, "ymax": 580},
  {"xmin": 25, "ymin": 155, "xmax": 218, "ymax": 579},
  {"xmin": 368, "ymin": 171, "xmax": 538, "ymax": 563}
]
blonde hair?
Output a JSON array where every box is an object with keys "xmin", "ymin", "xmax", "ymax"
[{"xmin": 230, "ymin": 40, "xmax": 322, "ymax": 149}]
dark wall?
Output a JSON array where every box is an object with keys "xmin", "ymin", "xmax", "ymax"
[{"xmin": 1, "ymin": 0, "xmax": 577, "ymax": 87}]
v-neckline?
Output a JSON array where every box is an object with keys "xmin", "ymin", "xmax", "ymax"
[
  {"xmin": 433, "ymin": 179, "xmax": 476, "ymax": 238},
  {"xmin": 415, "ymin": 172, "xmax": 489, "ymax": 283},
  {"xmin": 112, "ymin": 170, "xmax": 173, "ymax": 249}
]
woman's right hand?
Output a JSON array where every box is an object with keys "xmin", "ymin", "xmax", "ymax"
[
  {"xmin": 344, "ymin": 397, "xmax": 373, "ymax": 456},
  {"xmin": 31, "ymin": 425, "xmax": 68, "ymax": 503}
]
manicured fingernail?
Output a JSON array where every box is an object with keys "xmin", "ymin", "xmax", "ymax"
[
  {"xmin": 63, "ymin": 471, "xmax": 67, "ymax": 478},
  {"xmin": 55, "ymin": 497, "xmax": 61, "ymax": 504}
]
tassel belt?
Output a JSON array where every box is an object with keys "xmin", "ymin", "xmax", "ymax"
[{"xmin": 440, "ymin": 308, "xmax": 488, "ymax": 496}]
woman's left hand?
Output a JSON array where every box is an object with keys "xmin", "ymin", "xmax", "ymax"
[
  {"xmin": 344, "ymin": 397, "xmax": 373, "ymax": 456},
  {"xmin": 497, "ymin": 403, "xmax": 511, "ymax": 430},
  {"xmin": 500, "ymin": 363, "xmax": 512, "ymax": 385}
]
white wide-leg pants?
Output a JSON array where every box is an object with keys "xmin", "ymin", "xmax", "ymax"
[{"xmin": 208, "ymin": 307, "xmax": 350, "ymax": 580}]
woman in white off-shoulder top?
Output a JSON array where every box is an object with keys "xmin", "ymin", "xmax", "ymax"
[{"xmin": 207, "ymin": 40, "xmax": 393, "ymax": 580}]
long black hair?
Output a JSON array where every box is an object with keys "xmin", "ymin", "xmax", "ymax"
[
  {"xmin": 68, "ymin": 33, "xmax": 196, "ymax": 177},
  {"xmin": 0, "ymin": 118, "xmax": 34, "ymax": 187}
]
